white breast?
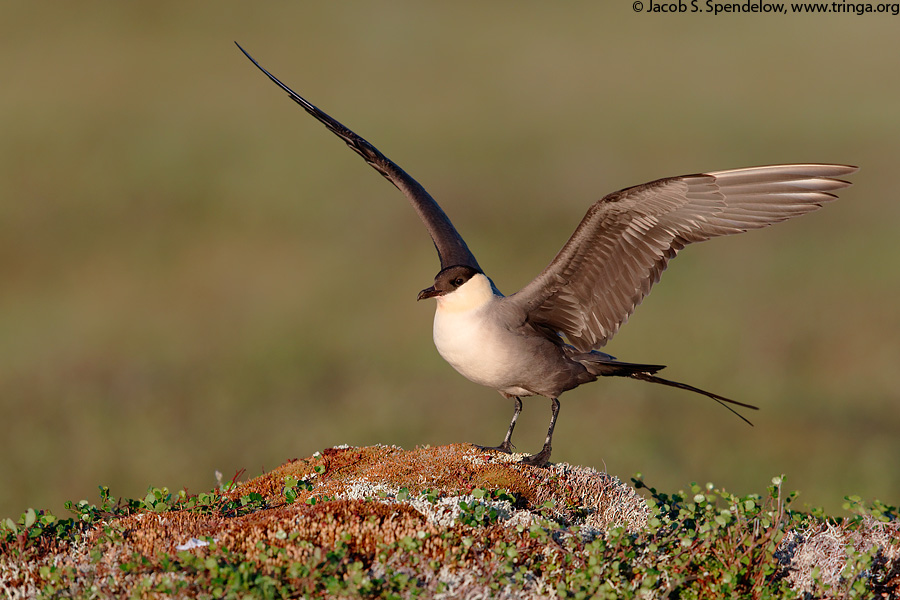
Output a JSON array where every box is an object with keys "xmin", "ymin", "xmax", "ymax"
[{"xmin": 431, "ymin": 274, "xmax": 520, "ymax": 390}]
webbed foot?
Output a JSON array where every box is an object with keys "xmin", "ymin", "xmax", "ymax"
[
  {"xmin": 518, "ymin": 445, "xmax": 552, "ymax": 467},
  {"xmin": 475, "ymin": 440, "xmax": 514, "ymax": 454}
]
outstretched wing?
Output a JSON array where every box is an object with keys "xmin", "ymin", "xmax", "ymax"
[
  {"xmin": 236, "ymin": 43, "xmax": 481, "ymax": 272},
  {"xmin": 511, "ymin": 164, "xmax": 856, "ymax": 351}
]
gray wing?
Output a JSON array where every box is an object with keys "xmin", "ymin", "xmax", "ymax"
[
  {"xmin": 510, "ymin": 164, "xmax": 856, "ymax": 352},
  {"xmin": 236, "ymin": 43, "xmax": 481, "ymax": 272}
]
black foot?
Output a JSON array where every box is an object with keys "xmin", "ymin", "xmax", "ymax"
[
  {"xmin": 475, "ymin": 440, "xmax": 514, "ymax": 454},
  {"xmin": 519, "ymin": 445, "xmax": 552, "ymax": 467}
]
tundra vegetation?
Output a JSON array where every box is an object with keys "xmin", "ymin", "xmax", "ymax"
[{"xmin": 1, "ymin": 445, "xmax": 897, "ymax": 599}]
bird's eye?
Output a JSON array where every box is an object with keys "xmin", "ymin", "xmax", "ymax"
[{"xmin": 453, "ymin": 278, "xmax": 464, "ymax": 286}]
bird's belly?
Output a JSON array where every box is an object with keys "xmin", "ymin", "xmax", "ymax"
[{"xmin": 432, "ymin": 308, "xmax": 533, "ymax": 394}]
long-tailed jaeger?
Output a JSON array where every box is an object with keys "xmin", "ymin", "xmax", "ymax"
[{"xmin": 237, "ymin": 43, "xmax": 855, "ymax": 466}]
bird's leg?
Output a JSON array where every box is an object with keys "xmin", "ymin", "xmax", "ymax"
[
  {"xmin": 497, "ymin": 396, "xmax": 523, "ymax": 452},
  {"xmin": 520, "ymin": 397, "xmax": 559, "ymax": 467},
  {"xmin": 477, "ymin": 396, "xmax": 522, "ymax": 454}
]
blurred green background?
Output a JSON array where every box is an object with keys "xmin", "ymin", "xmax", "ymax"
[{"xmin": 2, "ymin": 2, "xmax": 898, "ymax": 520}]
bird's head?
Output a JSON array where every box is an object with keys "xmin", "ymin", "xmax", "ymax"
[{"xmin": 417, "ymin": 265, "xmax": 495, "ymax": 311}]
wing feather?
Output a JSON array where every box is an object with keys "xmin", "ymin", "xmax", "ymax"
[
  {"xmin": 511, "ymin": 164, "xmax": 856, "ymax": 351},
  {"xmin": 236, "ymin": 43, "xmax": 481, "ymax": 272}
]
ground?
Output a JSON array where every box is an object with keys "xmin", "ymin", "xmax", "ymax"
[{"xmin": 2, "ymin": 444, "xmax": 897, "ymax": 598}]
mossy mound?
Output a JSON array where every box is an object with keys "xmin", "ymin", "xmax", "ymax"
[
  {"xmin": 1, "ymin": 444, "xmax": 650, "ymax": 598},
  {"xmin": 3, "ymin": 445, "xmax": 898, "ymax": 598}
]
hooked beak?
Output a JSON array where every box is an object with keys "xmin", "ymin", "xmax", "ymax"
[{"xmin": 417, "ymin": 286, "xmax": 442, "ymax": 301}]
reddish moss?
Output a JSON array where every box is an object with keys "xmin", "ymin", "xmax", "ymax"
[{"xmin": 3, "ymin": 444, "xmax": 650, "ymax": 597}]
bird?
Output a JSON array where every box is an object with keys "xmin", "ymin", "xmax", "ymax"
[{"xmin": 236, "ymin": 43, "xmax": 856, "ymax": 466}]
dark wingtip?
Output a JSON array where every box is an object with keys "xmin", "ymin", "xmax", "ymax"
[
  {"xmin": 234, "ymin": 41, "xmax": 251, "ymax": 60},
  {"xmin": 236, "ymin": 43, "xmax": 480, "ymax": 275},
  {"xmin": 234, "ymin": 42, "xmax": 270, "ymax": 81},
  {"xmin": 234, "ymin": 42, "xmax": 268, "ymax": 69}
]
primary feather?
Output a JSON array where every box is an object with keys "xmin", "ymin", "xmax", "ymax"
[{"xmin": 512, "ymin": 164, "xmax": 856, "ymax": 351}]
